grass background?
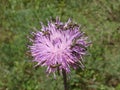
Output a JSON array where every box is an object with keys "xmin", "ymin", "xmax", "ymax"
[{"xmin": 0, "ymin": 0, "xmax": 120, "ymax": 90}]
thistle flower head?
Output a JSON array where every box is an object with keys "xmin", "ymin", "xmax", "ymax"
[{"xmin": 29, "ymin": 17, "xmax": 91, "ymax": 74}]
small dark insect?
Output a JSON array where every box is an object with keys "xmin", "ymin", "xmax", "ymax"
[
  {"xmin": 55, "ymin": 24, "xmax": 64, "ymax": 29},
  {"xmin": 64, "ymin": 23, "xmax": 79, "ymax": 30},
  {"xmin": 25, "ymin": 51, "xmax": 31, "ymax": 57},
  {"xmin": 51, "ymin": 18, "xmax": 56, "ymax": 22},
  {"xmin": 50, "ymin": 64, "xmax": 61, "ymax": 68},
  {"xmin": 42, "ymin": 31, "xmax": 50, "ymax": 36},
  {"xmin": 64, "ymin": 27, "xmax": 69, "ymax": 30},
  {"xmin": 71, "ymin": 51, "xmax": 79, "ymax": 56},
  {"xmin": 68, "ymin": 23, "xmax": 79, "ymax": 28},
  {"xmin": 34, "ymin": 61, "xmax": 46, "ymax": 70},
  {"xmin": 41, "ymin": 60, "xmax": 46, "ymax": 65},
  {"xmin": 74, "ymin": 23, "xmax": 79, "ymax": 26},
  {"xmin": 71, "ymin": 43, "xmax": 87, "ymax": 51},
  {"xmin": 78, "ymin": 44, "xmax": 87, "ymax": 51}
]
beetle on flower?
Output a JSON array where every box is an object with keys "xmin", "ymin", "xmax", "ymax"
[{"xmin": 29, "ymin": 17, "xmax": 91, "ymax": 75}]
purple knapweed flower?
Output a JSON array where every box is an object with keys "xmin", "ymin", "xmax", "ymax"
[{"xmin": 29, "ymin": 17, "xmax": 90, "ymax": 75}]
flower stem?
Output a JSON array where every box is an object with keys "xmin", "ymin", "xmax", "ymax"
[{"xmin": 62, "ymin": 69, "xmax": 68, "ymax": 90}]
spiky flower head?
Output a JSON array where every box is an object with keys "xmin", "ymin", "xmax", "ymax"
[{"xmin": 29, "ymin": 17, "xmax": 91, "ymax": 75}]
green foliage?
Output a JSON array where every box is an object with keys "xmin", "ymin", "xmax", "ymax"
[{"xmin": 0, "ymin": 0, "xmax": 120, "ymax": 90}]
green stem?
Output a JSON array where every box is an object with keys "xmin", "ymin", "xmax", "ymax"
[{"xmin": 62, "ymin": 69, "xmax": 68, "ymax": 90}]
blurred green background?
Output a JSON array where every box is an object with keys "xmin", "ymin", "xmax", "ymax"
[{"xmin": 0, "ymin": 0, "xmax": 120, "ymax": 90}]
